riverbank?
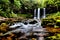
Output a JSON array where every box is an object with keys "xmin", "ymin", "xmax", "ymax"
[{"xmin": 0, "ymin": 16, "xmax": 27, "ymax": 22}]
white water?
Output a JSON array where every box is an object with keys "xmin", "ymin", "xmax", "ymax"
[
  {"xmin": 34, "ymin": 8, "xmax": 42, "ymax": 28},
  {"xmin": 9, "ymin": 8, "xmax": 43, "ymax": 32},
  {"xmin": 34, "ymin": 8, "xmax": 40, "ymax": 20},
  {"xmin": 33, "ymin": 8, "xmax": 46, "ymax": 40},
  {"xmin": 9, "ymin": 22, "xmax": 22, "ymax": 28},
  {"xmin": 37, "ymin": 8, "xmax": 40, "ymax": 20},
  {"xmin": 34, "ymin": 9, "xmax": 36, "ymax": 19},
  {"xmin": 42, "ymin": 8, "xmax": 46, "ymax": 18},
  {"xmin": 3, "ymin": 8, "xmax": 46, "ymax": 40}
]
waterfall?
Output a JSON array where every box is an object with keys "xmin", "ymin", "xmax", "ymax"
[
  {"xmin": 34, "ymin": 8, "xmax": 40, "ymax": 20},
  {"xmin": 33, "ymin": 8, "xmax": 42, "ymax": 28},
  {"xmin": 2, "ymin": 8, "xmax": 47, "ymax": 40},
  {"xmin": 43, "ymin": 8, "xmax": 46, "ymax": 18},
  {"xmin": 37, "ymin": 8, "xmax": 40, "ymax": 20},
  {"xmin": 34, "ymin": 9, "xmax": 36, "ymax": 19},
  {"xmin": 37, "ymin": 8, "xmax": 42, "ymax": 28}
]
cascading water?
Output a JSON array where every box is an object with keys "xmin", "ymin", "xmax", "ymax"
[
  {"xmin": 33, "ymin": 8, "xmax": 46, "ymax": 40},
  {"xmin": 3, "ymin": 20, "xmax": 40, "ymax": 36},
  {"xmin": 2, "ymin": 8, "xmax": 46, "ymax": 40},
  {"xmin": 34, "ymin": 9, "xmax": 36, "ymax": 19},
  {"xmin": 42, "ymin": 8, "xmax": 46, "ymax": 18},
  {"xmin": 37, "ymin": 8, "xmax": 40, "ymax": 20},
  {"xmin": 34, "ymin": 8, "xmax": 42, "ymax": 28}
]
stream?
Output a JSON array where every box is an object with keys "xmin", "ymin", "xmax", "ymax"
[{"xmin": 2, "ymin": 8, "xmax": 47, "ymax": 40}]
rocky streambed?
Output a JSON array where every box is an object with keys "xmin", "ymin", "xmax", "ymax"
[
  {"xmin": 0, "ymin": 16, "xmax": 60, "ymax": 40},
  {"xmin": 0, "ymin": 17, "xmax": 43, "ymax": 40}
]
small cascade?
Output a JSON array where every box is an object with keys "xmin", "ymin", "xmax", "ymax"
[
  {"xmin": 34, "ymin": 8, "xmax": 42, "ymax": 28},
  {"xmin": 3, "ymin": 8, "xmax": 47, "ymax": 40},
  {"xmin": 37, "ymin": 8, "xmax": 40, "ymax": 20},
  {"xmin": 42, "ymin": 8, "xmax": 46, "ymax": 18},
  {"xmin": 33, "ymin": 8, "xmax": 47, "ymax": 40},
  {"xmin": 34, "ymin": 9, "xmax": 36, "ymax": 19}
]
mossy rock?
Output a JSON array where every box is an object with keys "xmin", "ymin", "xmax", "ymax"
[
  {"xmin": 54, "ymin": 25, "xmax": 59, "ymax": 28},
  {"xmin": 56, "ymin": 20, "xmax": 60, "ymax": 22},
  {"xmin": 42, "ymin": 18, "xmax": 55, "ymax": 26}
]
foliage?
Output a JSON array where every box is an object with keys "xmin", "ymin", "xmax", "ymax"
[
  {"xmin": 45, "ymin": 0, "xmax": 60, "ymax": 10},
  {"xmin": 14, "ymin": 0, "xmax": 21, "ymax": 9},
  {"xmin": 47, "ymin": 12, "xmax": 60, "ymax": 18},
  {"xmin": 42, "ymin": 12, "xmax": 60, "ymax": 28},
  {"xmin": 0, "ymin": 0, "xmax": 60, "ymax": 18},
  {"xmin": 42, "ymin": 18, "xmax": 55, "ymax": 26},
  {"xmin": 0, "ymin": 23, "xmax": 8, "ymax": 32},
  {"xmin": 46, "ymin": 33, "xmax": 60, "ymax": 40},
  {"xmin": 17, "ymin": 13, "xmax": 32, "ymax": 18},
  {"xmin": 20, "ymin": 0, "xmax": 41, "ymax": 9},
  {"xmin": 10, "ymin": 11, "xmax": 17, "ymax": 18}
]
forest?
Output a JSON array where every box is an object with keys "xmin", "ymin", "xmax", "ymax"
[
  {"xmin": 0, "ymin": 0, "xmax": 60, "ymax": 18},
  {"xmin": 0, "ymin": 0, "xmax": 60, "ymax": 40}
]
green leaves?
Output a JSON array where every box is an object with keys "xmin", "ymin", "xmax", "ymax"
[
  {"xmin": 42, "ymin": 11, "xmax": 60, "ymax": 28},
  {"xmin": 48, "ymin": 0, "xmax": 54, "ymax": 4},
  {"xmin": 46, "ymin": 33, "xmax": 60, "ymax": 40},
  {"xmin": 14, "ymin": 0, "xmax": 21, "ymax": 9},
  {"xmin": 21, "ymin": 0, "xmax": 33, "ymax": 9},
  {"xmin": 1, "ymin": 0, "xmax": 10, "ymax": 3},
  {"xmin": 47, "ymin": 12, "xmax": 60, "ymax": 18},
  {"xmin": 1, "ymin": 0, "xmax": 10, "ymax": 5},
  {"xmin": 55, "ymin": 0, "xmax": 60, "ymax": 7},
  {"xmin": 0, "ymin": 0, "xmax": 60, "ymax": 18},
  {"xmin": 32, "ymin": 0, "xmax": 40, "ymax": 4},
  {"xmin": 11, "ymin": 11, "xmax": 17, "ymax": 18},
  {"xmin": 20, "ymin": 0, "xmax": 41, "ymax": 9}
]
